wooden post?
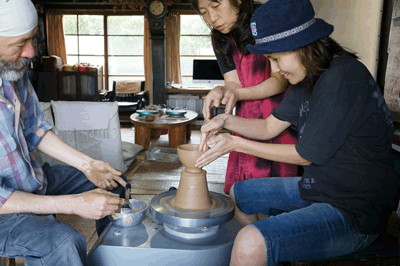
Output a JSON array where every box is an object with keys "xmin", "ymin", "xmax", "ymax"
[{"xmin": 0, "ymin": 258, "xmax": 15, "ymax": 266}]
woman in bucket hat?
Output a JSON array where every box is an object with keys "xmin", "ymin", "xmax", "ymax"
[
  {"xmin": 196, "ymin": 0, "xmax": 399, "ymax": 264},
  {"xmin": 191, "ymin": 0, "xmax": 298, "ymax": 196}
]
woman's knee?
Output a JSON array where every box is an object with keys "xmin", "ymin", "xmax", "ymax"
[
  {"xmin": 233, "ymin": 225, "xmax": 267, "ymax": 260},
  {"xmin": 229, "ymin": 184, "xmax": 236, "ymax": 202}
]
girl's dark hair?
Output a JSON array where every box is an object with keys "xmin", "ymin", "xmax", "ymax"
[
  {"xmin": 296, "ymin": 37, "xmax": 358, "ymax": 91},
  {"xmin": 191, "ymin": 0, "xmax": 255, "ymax": 67}
]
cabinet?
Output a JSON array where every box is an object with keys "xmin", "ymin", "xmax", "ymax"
[
  {"xmin": 37, "ymin": 72, "xmax": 59, "ymax": 102},
  {"xmin": 57, "ymin": 66, "xmax": 103, "ymax": 101},
  {"xmin": 36, "ymin": 66, "xmax": 103, "ymax": 102},
  {"xmin": 166, "ymin": 88, "xmax": 225, "ymax": 119}
]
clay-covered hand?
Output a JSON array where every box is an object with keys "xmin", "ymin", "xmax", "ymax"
[
  {"xmin": 72, "ymin": 188, "xmax": 126, "ymax": 220},
  {"xmin": 199, "ymin": 115, "xmax": 226, "ymax": 151},
  {"xmin": 83, "ymin": 160, "xmax": 127, "ymax": 190},
  {"xmin": 196, "ymin": 133, "xmax": 237, "ymax": 168},
  {"xmin": 203, "ymin": 86, "xmax": 239, "ymax": 121}
]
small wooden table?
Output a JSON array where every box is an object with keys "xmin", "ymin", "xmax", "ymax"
[{"xmin": 130, "ymin": 110, "xmax": 198, "ymax": 150}]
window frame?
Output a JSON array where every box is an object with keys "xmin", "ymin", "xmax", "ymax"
[
  {"xmin": 62, "ymin": 10, "xmax": 145, "ymax": 92},
  {"xmin": 179, "ymin": 14, "xmax": 216, "ymax": 87}
]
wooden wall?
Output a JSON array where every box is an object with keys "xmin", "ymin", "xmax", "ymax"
[
  {"xmin": 384, "ymin": 0, "xmax": 400, "ymax": 113},
  {"xmin": 258, "ymin": 0, "xmax": 385, "ymax": 78}
]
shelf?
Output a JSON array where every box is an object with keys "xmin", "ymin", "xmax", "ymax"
[{"xmin": 167, "ymin": 88, "xmax": 211, "ymax": 94}]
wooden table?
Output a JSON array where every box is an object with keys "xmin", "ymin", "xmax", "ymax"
[{"xmin": 130, "ymin": 110, "xmax": 198, "ymax": 150}]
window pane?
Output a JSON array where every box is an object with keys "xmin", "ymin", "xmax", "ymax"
[
  {"xmin": 181, "ymin": 77, "xmax": 193, "ymax": 85},
  {"xmin": 181, "ymin": 15, "xmax": 210, "ymax": 35},
  {"xmin": 108, "ymin": 16, "xmax": 144, "ymax": 35},
  {"xmin": 108, "ymin": 36, "xmax": 143, "ymax": 55},
  {"xmin": 63, "ymin": 15, "xmax": 77, "ymax": 34},
  {"xmin": 78, "ymin": 15, "xmax": 104, "ymax": 35},
  {"xmin": 65, "ymin": 36, "xmax": 78, "ymax": 54},
  {"xmin": 181, "ymin": 76, "xmax": 200, "ymax": 88},
  {"xmin": 67, "ymin": 56, "xmax": 78, "ymax": 65},
  {"xmin": 180, "ymin": 56, "xmax": 215, "ymax": 76},
  {"xmin": 79, "ymin": 56, "xmax": 104, "ymax": 71},
  {"xmin": 180, "ymin": 36, "xmax": 213, "ymax": 56},
  {"xmin": 108, "ymin": 56, "xmax": 144, "ymax": 75},
  {"xmin": 108, "ymin": 76, "xmax": 145, "ymax": 91},
  {"xmin": 79, "ymin": 36, "xmax": 104, "ymax": 55}
]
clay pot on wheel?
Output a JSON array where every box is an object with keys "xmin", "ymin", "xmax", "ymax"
[
  {"xmin": 173, "ymin": 144, "xmax": 212, "ymax": 211},
  {"xmin": 177, "ymin": 144, "xmax": 205, "ymax": 173}
]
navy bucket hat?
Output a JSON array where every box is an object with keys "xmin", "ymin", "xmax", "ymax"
[{"xmin": 247, "ymin": 0, "xmax": 334, "ymax": 55}]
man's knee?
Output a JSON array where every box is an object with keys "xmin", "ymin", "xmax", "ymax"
[
  {"xmin": 29, "ymin": 230, "xmax": 87, "ymax": 266},
  {"xmin": 5, "ymin": 217, "xmax": 86, "ymax": 263},
  {"xmin": 45, "ymin": 222, "xmax": 86, "ymax": 255},
  {"xmin": 62, "ymin": 231, "xmax": 87, "ymax": 250}
]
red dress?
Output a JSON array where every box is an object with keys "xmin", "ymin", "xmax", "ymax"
[{"xmin": 224, "ymin": 43, "xmax": 298, "ymax": 194}]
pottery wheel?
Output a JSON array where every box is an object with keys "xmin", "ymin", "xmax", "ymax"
[{"xmin": 149, "ymin": 190, "xmax": 235, "ymax": 228}]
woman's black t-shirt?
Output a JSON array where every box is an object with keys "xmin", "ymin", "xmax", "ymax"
[
  {"xmin": 272, "ymin": 53, "xmax": 400, "ymax": 235},
  {"xmin": 215, "ymin": 51, "xmax": 236, "ymax": 75}
]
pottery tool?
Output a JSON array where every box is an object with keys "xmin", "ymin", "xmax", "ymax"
[{"xmin": 121, "ymin": 183, "xmax": 132, "ymax": 214}]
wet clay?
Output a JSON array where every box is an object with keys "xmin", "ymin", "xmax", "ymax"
[{"xmin": 172, "ymin": 144, "xmax": 212, "ymax": 210}]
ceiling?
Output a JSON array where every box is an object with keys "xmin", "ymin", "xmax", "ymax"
[{"xmin": 32, "ymin": 0, "xmax": 192, "ymax": 10}]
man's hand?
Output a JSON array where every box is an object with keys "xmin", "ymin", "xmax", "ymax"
[
  {"xmin": 71, "ymin": 188, "xmax": 126, "ymax": 220},
  {"xmin": 196, "ymin": 133, "xmax": 237, "ymax": 168},
  {"xmin": 83, "ymin": 160, "xmax": 127, "ymax": 190},
  {"xmin": 199, "ymin": 115, "xmax": 226, "ymax": 151}
]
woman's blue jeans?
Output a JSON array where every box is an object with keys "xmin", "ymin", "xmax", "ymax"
[
  {"xmin": 234, "ymin": 177, "xmax": 379, "ymax": 266},
  {"xmin": 0, "ymin": 163, "xmax": 126, "ymax": 266}
]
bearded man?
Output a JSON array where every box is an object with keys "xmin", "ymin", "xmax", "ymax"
[{"xmin": 0, "ymin": 1, "xmax": 128, "ymax": 265}]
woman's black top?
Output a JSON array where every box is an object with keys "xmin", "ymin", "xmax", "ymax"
[{"xmin": 272, "ymin": 53, "xmax": 400, "ymax": 235}]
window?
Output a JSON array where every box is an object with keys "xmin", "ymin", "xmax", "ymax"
[
  {"xmin": 63, "ymin": 15, "xmax": 104, "ymax": 69},
  {"xmin": 180, "ymin": 15, "xmax": 215, "ymax": 87},
  {"xmin": 63, "ymin": 14, "xmax": 145, "ymax": 91}
]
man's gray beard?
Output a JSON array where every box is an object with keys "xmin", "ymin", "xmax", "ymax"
[{"xmin": 0, "ymin": 57, "xmax": 31, "ymax": 82}]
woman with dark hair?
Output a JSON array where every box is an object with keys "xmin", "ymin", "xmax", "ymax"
[
  {"xmin": 192, "ymin": 0, "xmax": 298, "ymax": 195},
  {"xmin": 195, "ymin": 0, "xmax": 399, "ymax": 265}
]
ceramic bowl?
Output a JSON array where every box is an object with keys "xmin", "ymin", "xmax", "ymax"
[
  {"xmin": 166, "ymin": 110, "xmax": 187, "ymax": 116},
  {"xmin": 110, "ymin": 199, "xmax": 148, "ymax": 227},
  {"xmin": 136, "ymin": 110, "xmax": 158, "ymax": 117}
]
